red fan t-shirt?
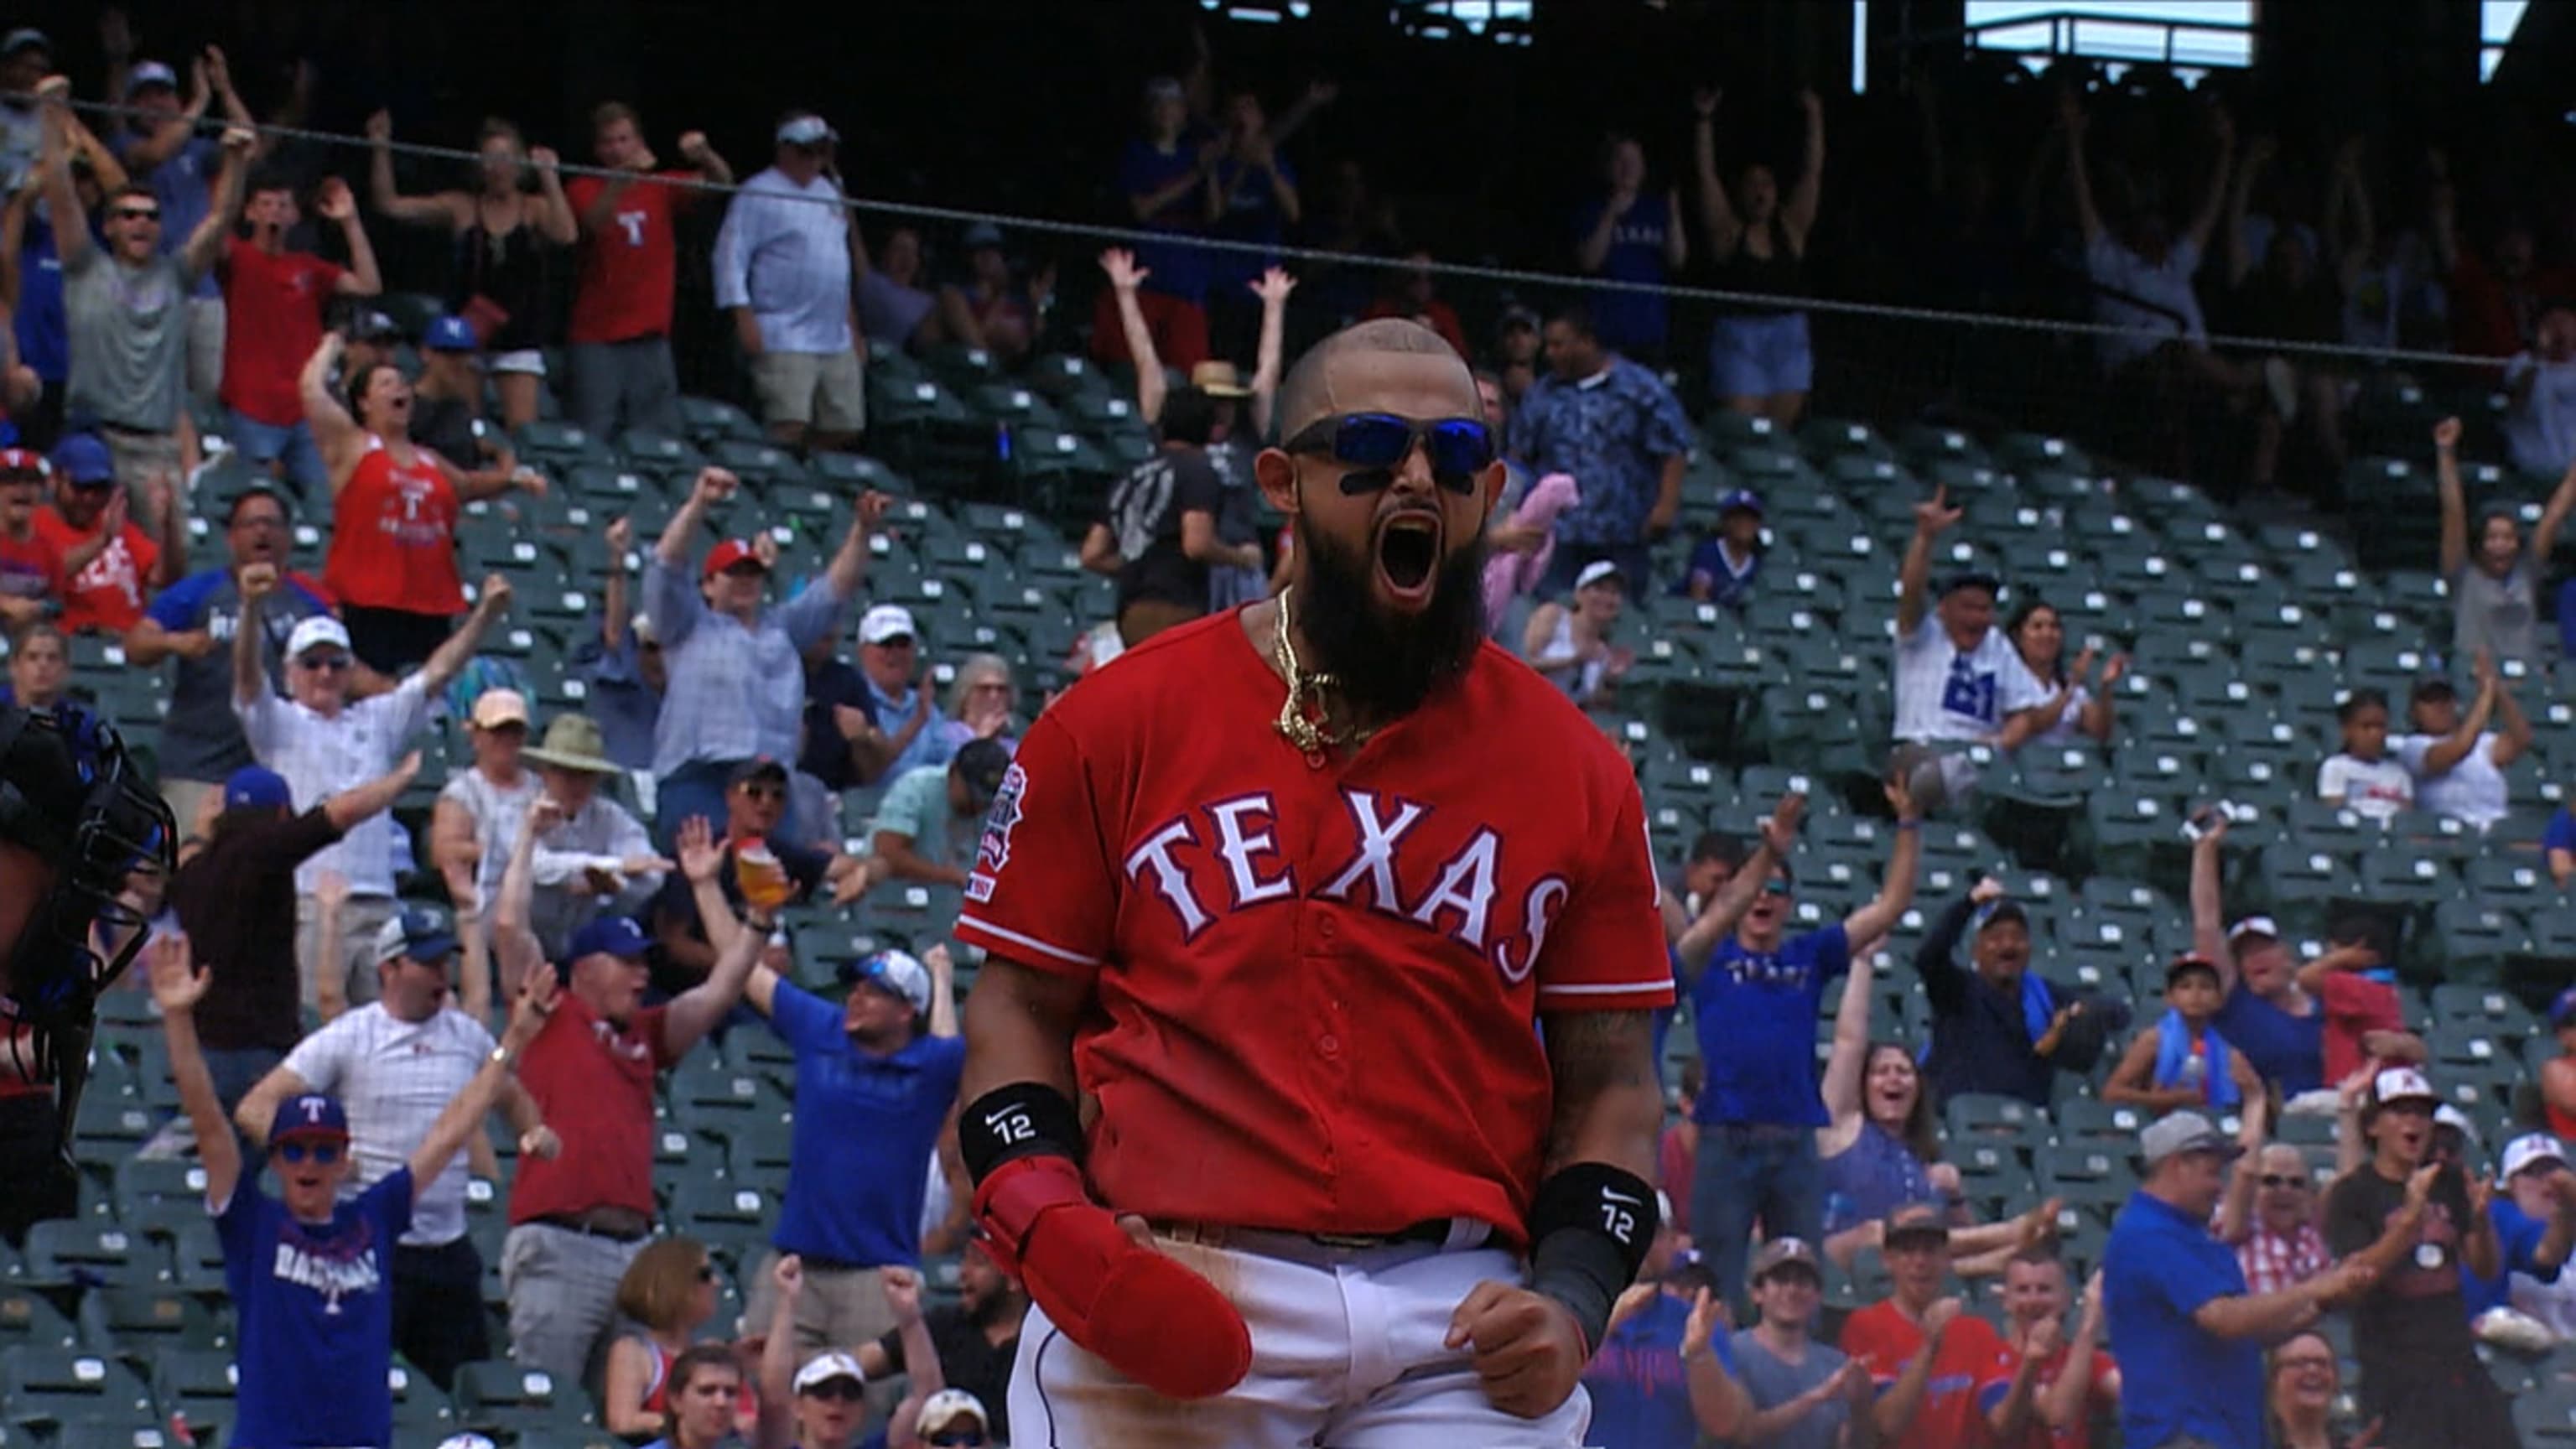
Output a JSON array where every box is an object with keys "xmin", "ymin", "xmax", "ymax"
[
  {"xmin": 221, "ymin": 240, "xmax": 344, "ymax": 426},
  {"xmin": 564, "ymin": 172, "xmax": 701, "ymax": 344},
  {"xmin": 29, "ymin": 509, "xmax": 158, "ymax": 632},
  {"xmin": 1841, "ymin": 1298, "xmax": 2019, "ymax": 1449}
]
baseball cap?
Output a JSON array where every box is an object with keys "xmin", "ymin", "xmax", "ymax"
[
  {"xmin": 1751, "ymin": 1236, "xmax": 1821, "ymax": 1282},
  {"xmin": 792, "ymin": 1351, "xmax": 867, "ymax": 1394},
  {"xmin": 1189, "ymin": 360, "xmax": 1252, "ymax": 398},
  {"xmin": 1498, "ymin": 303, "xmax": 1541, "ymax": 335},
  {"xmin": 374, "ymin": 907, "xmax": 460, "ymax": 968},
  {"xmin": 2227, "ymin": 915, "xmax": 2281, "ymax": 947},
  {"xmin": 1144, "ymin": 75, "xmax": 1186, "ymax": 102},
  {"xmin": 2504, "ymin": 1134, "xmax": 2569, "ymax": 1181},
  {"xmin": 49, "ymin": 434, "xmax": 114, "ymax": 486},
  {"xmin": 2434, "ymin": 1104, "xmax": 2479, "ymax": 1144},
  {"xmin": 917, "ymin": 1389, "xmax": 989, "ymax": 1434},
  {"xmin": 2, "ymin": 29, "xmax": 51, "ymax": 59},
  {"xmin": 221, "ymin": 765, "xmax": 292, "ymax": 813},
  {"xmin": 1575, "ymin": 559, "xmax": 1627, "ymax": 591},
  {"xmin": 2554, "ymin": 985, "xmax": 2576, "ymax": 1029},
  {"xmin": 1716, "ymin": 488, "xmax": 1765, "ymax": 517},
  {"xmin": 2165, "ymin": 953, "xmax": 2222, "ymax": 986},
  {"xmin": 0, "ymin": 447, "xmax": 49, "ymax": 481},
  {"xmin": 776, "ymin": 113, "xmax": 839, "ymax": 147},
  {"xmin": 953, "ymin": 738, "xmax": 1012, "ymax": 811},
  {"xmin": 702, "ymin": 538, "xmax": 768, "ymax": 579},
  {"xmin": 2368, "ymin": 1066, "xmax": 2438, "ymax": 1113},
  {"xmin": 961, "ymin": 221, "xmax": 1005, "ymax": 252},
  {"xmin": 424, "ymin": 315, "xmax": 480, "ymax": 352},
  {"xmin": 124, "ymin": 60, "xmax": 180, "ymax": 98},
  {"xmin": 1882, "ymin": 1202, "xmax": 1950, "ymax": 1246},
  {"xmin": 469, "ymin": 688, "xmax": 530, "ymax": 730},
  {"xmin": 270, "ymin": 1092, "xmax": 349, "ymax": 1143},
  {"xmin": 2140, "ymin": 1110, "xmax": 2242, "ymax": 1167},
  {"xmin": 569, "ymin": 914, "xmax": 652, "ymax": 963},
  {"xmin": 1973, "ymin": 896, "xmax": 2028, "ymax": 934},
  {"xmin": 348, "ymin": 309, "xmax": 402, "ymax": 342},
  {"xmin": 860, "ymin": 604, "xmax": 920, "ymax": 646},
  {"xmin": 839, "ymin": 949, "xmax": 932, "ymax": 1013},
  {"xmin": 286, "ymin": 615, "xmax": 354, "ymax": 661},
  {"xmin": 1939, "ymin": 569, "xmax": 2002, "ymax": 599},
  {"xmin": 434, "ymin": 1436, "xmax": 500, "ymax": 1449},
  {"xmin": 729, "ymin": 756, "xmax": 789, "ymax": 788}
]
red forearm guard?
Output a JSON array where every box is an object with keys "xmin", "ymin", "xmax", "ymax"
[{"xmin": 972, "ymin": 1153, "xmax": 1253, "ymax": 1400}]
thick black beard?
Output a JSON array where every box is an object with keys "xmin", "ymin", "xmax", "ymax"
[{"xmin": 1291, "ymin": 510, "xmax": 1489, "ymax": 722}]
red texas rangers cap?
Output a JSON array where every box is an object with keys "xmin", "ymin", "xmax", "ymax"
[{"xmin": 703, "ymin": 538, "xmax": 769, "ymax": 579}]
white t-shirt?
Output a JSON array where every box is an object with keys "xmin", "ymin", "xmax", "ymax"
[
  {"xmin": 1893, "ymin": 615, "xmax": 2049, "ymax": 744},
  {"xmin": 438, "ymin": 766, "xmax": 542, "ymax": 911},
  {"xmin": 2397, "ymin": 730, "xmax": 2511, "ymax": 831},
  {"xmin": 278, "ymin": 1003, "xmax": 497, "ymax": 1248},
  {"xmin": 2026, "ymin": 681, "xmax": 2096, "ymax": 749},
  {"xmin": 2087, "ymin": 233, "xmax": 2208, "ymax": 371},
  {"xmin": 2317, "ymin": 753, "xmax": 2414, "ymax": 823}
]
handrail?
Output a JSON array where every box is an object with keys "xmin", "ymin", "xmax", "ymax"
[{"xmin": 1908, "ymin": 8, "xmax": 2255, "ymax": 69}]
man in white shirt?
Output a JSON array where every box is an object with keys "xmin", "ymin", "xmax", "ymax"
[
  {"xmin": 231, "ymin": 907, "xmax": 558, "ymax": 1391},
  {"xmin": 231, "ymin": 564, "xmax": 511, "ymax": 1012},
  {"xmin": 713, "ymin": 111, "xmax": 863, "ymax": 452},
  {"xmin": 1892, "ymin": 487, "xmax": 2049, "ymax": 749},
  {"xmin": 2396, "ymin": 671, "xmax": 2532, "ymax": 833},
  {"xmin": 517, "ymin": 713, "xmax": 668, "ymax": 960}
]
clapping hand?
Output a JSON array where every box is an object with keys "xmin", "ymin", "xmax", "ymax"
[{"xmin": 1680, "ymin": 1286, "xmax": 1730, "ymax": 1360}]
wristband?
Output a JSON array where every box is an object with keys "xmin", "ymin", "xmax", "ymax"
[
  {"xmin": 1527, "ymin": 1163, "xmax": 1659, "ymax": 1357},
  {"xmin": 960, "ymin": 1081, "xmax": 1084, "ymax": 1184},
  {"xmin": 1896, "ymin": 819, "xmax": 1921, "ymax": 832}
]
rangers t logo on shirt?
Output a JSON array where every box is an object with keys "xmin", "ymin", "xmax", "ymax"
[{"xmin": 970, "ymin": 763, "xmax": 1028, "ymax": 901}]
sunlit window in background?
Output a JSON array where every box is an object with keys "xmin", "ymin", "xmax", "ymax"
[
  {"xmin": 1962, "ymin": 0, "xmax": 2253, "ymax": 82},
  {"xmin": 2483, "ymin": 0, "xmax": 2529, "ymax": 82}
]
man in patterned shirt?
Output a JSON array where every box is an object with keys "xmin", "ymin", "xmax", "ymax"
[
  {"xmin": 1505, "ymin": 304, "xmax": 1694, "ymax": 598},
  {"xmin": 2222, "ymin": 1140, "xmax": 2333, "ymax": 1295}
]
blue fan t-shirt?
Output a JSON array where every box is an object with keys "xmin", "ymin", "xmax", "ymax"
[
  {"xmin": 1581, "ymin": 1290, "xmax": 1727, "ymax": 1449},
  {"xmin": 221, "ymin": 1166, "xmax": 413, "ymax": 1448},
  {"xmin": 2210, "ymin": 983, "xmax": 2324, "ymax": 1097},
  {"xmin": 1692, "ymin": 922, "xmax": 1849, "ymax": 1128},
  {"xmin": 768, "ymin": 981, "xmax": 967, "ymax": 1268}
]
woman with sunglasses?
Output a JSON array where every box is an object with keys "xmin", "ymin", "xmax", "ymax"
[
  {"xmin": 154, "ymin": 930, "xmax": 555, "ymax": 1449},
  {"xmin": 605, "ymin": 1235, "xmax": 762, "ymax": 1441}
]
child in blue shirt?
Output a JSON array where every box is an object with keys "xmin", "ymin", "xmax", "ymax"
[{"xmin": 1681, "ymin": 489, "xmax": 1764, "ymax": 610}]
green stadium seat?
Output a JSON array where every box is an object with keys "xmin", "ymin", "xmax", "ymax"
[
  {"xmin": 677, "ymin": 396, "xmax": 761, "ymax": 444},
  {"xmin": 78, "ymin": 1285, "xmax": 225, "ymax": 1353},
  {"xmin": 0, "ymin": 1286, "xmax": 78, "ymax": 1352},
  {"xmin": 0, "ymin": 1346, "xmax": 158, "ymax": 1433},
  {"xmin": 155, "ymin": 1348, "xmax": 239, "ymax": 1443},
  {"xmin": 13, "ymin": 1220, "xmax": 169, "ymax": 1289}
]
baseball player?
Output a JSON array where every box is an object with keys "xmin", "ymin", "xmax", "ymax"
[{"xmin": 954, "ymin": 317, "xmax": 1675, "ymax": 1446}]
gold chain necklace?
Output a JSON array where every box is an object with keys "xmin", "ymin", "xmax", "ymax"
[{"xmin": 1271, "ymin": 585, "xmax": 1362, "ymax": 763}]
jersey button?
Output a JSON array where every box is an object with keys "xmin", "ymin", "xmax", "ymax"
[
  {"xmin": 1317, "ymin": 916, "xmax": 1338, "ymax": 939},
  {"xmin": 1318, "ymin": 1034, "xmax": 1342, "ymax": 1057}
]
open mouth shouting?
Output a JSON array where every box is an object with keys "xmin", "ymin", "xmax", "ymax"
[{"xmin": 1374, "ymin": 509, "xmax": 1443, "ymax": 610}]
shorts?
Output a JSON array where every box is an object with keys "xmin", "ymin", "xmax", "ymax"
[
  {"xmin": 488, "ymin": 348, "xmax": 546, "ymax": 377},
  {"xmin": 750, "ymin": 349, "xmax": 866, "ymax": 432},
  {"xmin": 1708, "ymin": 310, "xmax": 1814, "ymax": 399},
  {"xmin": 226, "ymin": 412, "xmax": 328, "ymax": 501},
  {"xmin": 98, "ymin": 425, "xmax": 180, "ymax": 491}
]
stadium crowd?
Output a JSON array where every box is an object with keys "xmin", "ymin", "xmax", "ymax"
[{"xmin": 7, "ymin": 8, "xmax": 2576, "ymax": 1449}]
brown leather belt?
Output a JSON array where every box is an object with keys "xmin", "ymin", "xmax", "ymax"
[{"xmin": 536, "ymin": 1207, "xmax": 652, "ymax": 1242}]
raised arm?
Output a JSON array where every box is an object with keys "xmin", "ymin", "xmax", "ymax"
[
  {"xmin": 1897, "ymin": 487, "xmax": 1961, "ymax": 636},
  {"xmin": 1100, "ymin": 249, "xmax": 1167, "ymax": 422},
  {"xmin": 230, "ymin": 563, "xmax": 280, "ymax": 708},
  {"xmin": 525, "ymin": 144, "xmax": 579, "ymax": 245},
  {"xmin": 149, "ymin": 935, "xmax": 242, "ymax": 1211},
  {"xmin": 1680, "ymin": 1288, "xmax": 1753, "ymax": 1440},
  {"xmin": 1249, "ymin": 267, "xmax": 1294, "ymax": 437},
  {"xmin": 2056, "ymin": 87, "xmax": 2102, "ymax": 247},
  {"xmin": 2324, "ymin": 138, "xmax": 2373, "ymax": 298},
  {"xmin": 1690, "ymin": 88, "xmax": 1743, "ymax": 259},
  {"xmin": 2179, "ymin": 104, "xmax": 2235, "ymax": 261},
  {"xmin": 1784, "ymin": 89, "xmax": 1826, "ymax": 244},
  {"xmin": 119, "ymin": 55, "xmax": 213, "ymax": 172},
  {"xmin": 1840, "ymin": 779, "xmax": 1923, "ymax": 945},
  {"xmin": 2224, "ymin": 137, "xmax": 2272, "ymax": 288},
  {"xmin": 34, "ymin": 80, "xmax": 88, "ymax": 269},
  {"xmin": 362, "ymin": 111, "xmax": 465, "ymax": 229},
  {"xmin": 1819, "ymin": 936, "xmax": 1877, "ymax": 1128},
  {"xmin": 2492, "ymin": 668, "xmax": 2535, "ymax": 770},
  {"xmin": 1675, "ymin": 792, "xmax": 1804, "ymax": 979},
  {"xmin": 2417, "ymin": 666, "xmax": 2498, "ymax": 777},
  {"xmin": 755, "ymin": 1255, "xmax": 804, "ymax": 1449},
  {"xmin": 407, "ymin": 969, "xmax": 554, "ymax": 1194},
  {"xmin": 489, "ymin": 793, "xmax": 555, "ymax": 993},
  {"xmin": 924, "ymin": 943, "xmax": 959, "ymax": 1038},
  {"xmin": 656, "ymin": 465, "xmax": 735, "ymax": 572},
  {"xmin": 326, "ymin": 750, "xmax": 422, "ymax": 837},
  {"xmin": 2533, "ymin": 455, "xmax": 2576, "ymax": 569},
  {"xmin": 182, "ymin": 126, "xmax": 255, "ymax": 277},
  {"xmin": 661, "ymin": 900, "xmax": 763, "ymax": 1056},
  {"xmin": 2432, "ymin": 416, "xmax": 2469, "ymax": 579},
  {"xmin": 416, "ymin": 574, "xmax": 514, "ymax": 694},
  {"xmin": 2188, "ymin": 814, "xmax": 2232, "ymax": 986},
  {"xmin": 300, "ymin": 333, "xmax": 366, "ymax": 480},
  {"xmin": 312, "ymin": 179, "xmax": 382, "ymax": 296},
  {"xmin": 823, "ymin": 487, "xmax": 891, "ymax": 600},
  {"xmin": 2215, "ymin": 1098, "xmax": 2271, "ymax": 1244},
  {"xmin": 881, "ymin": 1267, "xmax": 946, "ymax": 1449}
]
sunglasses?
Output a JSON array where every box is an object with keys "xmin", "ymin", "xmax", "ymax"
[
  {"xmin": 1283, "ymin": 412, "xmax": 1494, "ymax": 496},
  {"xmin": 274, "ymin": 1139, "xmax": 344, "ymax": 1165},
  {"xmin": 738, "ymin": 782, "xmax": 785, "ymax": 801},
  {"xmin": 111, "ymin": 206, "xmax": 162, "ymax": 222},
  {"xmin": 802, "ymin": 1379, "xmax": 865, "ymax": 1403},
  {"xmin": 2259, "ymin": 1174, "xmax": 2307, "ymax": 1190},
  {"xmin": 927, "ymin": 1433, "xmax": 986, "ymax": 1447},
  {"xmin": 1762, "ymin": 878, "xmax": 1794, "ymax": 896},
  {"xmin": 297, "ymin": 653, "xmax": 352, "ymax": 673}
]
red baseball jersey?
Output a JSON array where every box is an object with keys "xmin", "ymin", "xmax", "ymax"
[
  {"xmin": 29, "ymin": 510, "xmax": 155, "ymax": 633},
  {"xmin": 564, "ymin": 172, "xmax": 699, "ymax": 344},
  {"xmin": 953, "ymin": 612, "xmax": 1674, "ymax": 1244},
  {"xmin": 1841, "ymin": 1299, "xmax": 2018, "ymax": 1449},
  {"xmin": 220, "ymin": 240, "xmax": 343, "ymax": 426}
]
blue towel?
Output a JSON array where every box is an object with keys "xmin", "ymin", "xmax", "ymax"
[
  {"xmin": 2023, "ymin": 972, "xmax": 2057, "ymax": 1046},
  {"xmin": 2153, "ymin": 1008, "xmax": 2241, "ymax": 1108}
]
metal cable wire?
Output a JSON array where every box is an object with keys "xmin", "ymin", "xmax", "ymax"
[{"xmin": 45, "ymin": 90, "xmax": 2500, "ymax": 375}]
